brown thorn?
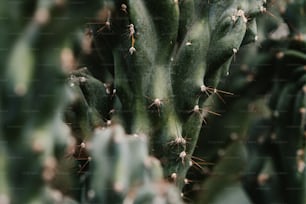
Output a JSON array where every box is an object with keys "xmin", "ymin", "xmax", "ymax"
[
  {"xmin": 215, "ymin": 92, "xmax": 226, "ymax": 104},
  {"xmin": 191, "ymin": 160, "xmax": 205, "ymax": 173},
  {"xmin": 204, "ymin": 109, "xmax": 221, "ymax": 116},
  {"xmin": 78, "ymin": 159, "xmax": 90, "ymax": 174},
  {"xmin": 191, "ymin": 156, "xmax": 214, "ymax": 165}
]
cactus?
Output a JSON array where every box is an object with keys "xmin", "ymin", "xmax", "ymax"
[
  {"xmin": 0, "ymin": 0, "xmax": 102, "ymax": 203},
  {"xmin": 0, "ymin": 0, "xmax": 276, "ymax": 203},
  {"xmin": 67, "ymin": 0, "xmax": 266, "ymax": 192},
  {"xmin": 87, "ymin": 125, "xmax": 183, "ymax": 204},
  {"xmin": 0, "ymin": 4, "xmax": 69, "ymax": 204},
  {"xmin": 181, "ymin": 0, "xmax": 306, "ymax": 203},
  {"xmin": 239, "ymin": 1, "xmax": 306, "ymax": 203}
]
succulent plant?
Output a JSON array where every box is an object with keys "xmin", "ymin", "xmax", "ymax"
[
  {"xmin": 5, "ymin": 0, "xmax": 298, "ymax": 204},
  {"xmin": 67, "ymin": 0, "xmax": 266, "ymax": 191},
  {"xmin": 182, "ymin": 1, "xmax": 306, "ymax": 203}
]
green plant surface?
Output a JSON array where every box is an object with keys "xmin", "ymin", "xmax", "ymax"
[{"xmin": 67, "ymin": 0, "xmax": 266, "ymax": 191}]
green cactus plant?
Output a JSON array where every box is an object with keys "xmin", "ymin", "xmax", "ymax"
[
  {"xmin": 1, "ymin": 0, "xmax": 283, "ymax": 203},
  {"xmin": 0, "ymin": 0, "xmax": 103, "ymax": 203},
  {"xmin": 67, "ymin": 0, "xmax": 266, "ymax": 192},
  {"xmin": 87, "ymin": 124, "xmax": 183, "ymax": 204},
  {"xmin": 0, "ymin": 5, "xmax": 69, "ymax": 204},
  {"xmin": 240, "ymin": 1, "xmax": 306, "ymax": 203},
  {"xmin": 181, "ymin": 1, "xmax": 306, "ymax": 203}
]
